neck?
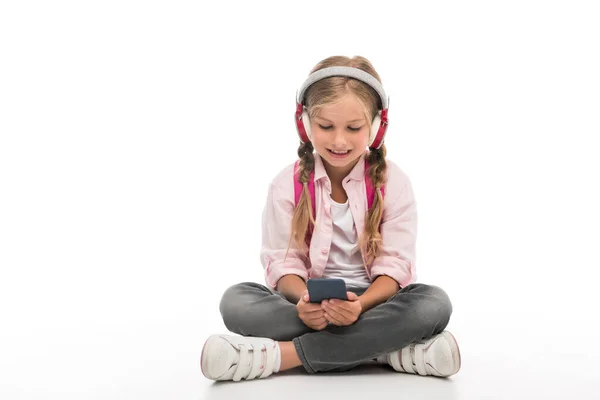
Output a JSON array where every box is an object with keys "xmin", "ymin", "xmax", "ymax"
[{"xmin": 322, "ymin": 157, "xmax": 361, "ymax": 186}]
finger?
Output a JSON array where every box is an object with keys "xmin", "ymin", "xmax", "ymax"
[
  {"xmin": 324, "ymin": 310, "xmax": 346, "ymax": 326},
  {"xmin": 324, "ymin": 301, "xmax": 356, "ymax": 322},
  {"xmin": 299, "ymin": 300, "xmax": 324, "ymax": 310},
  {"xmin": 323, "ymin": 305, "xmax": 348, "ymax": 323},
  {"xmin": 325, "ymin": 310, "xmax": 348, "ymax": 326},
  {"xmin": 302, "ymin": 290, "xmax": 310, "ymax": 303},
  {"xmin": 296, "ymin": 291, "xmax": 309, "ymax": 305},
  {"xmin": 301, "ymin": 303, "xmax": 325, "ymax": 313},
  {"xmin": 329, "ymin": 298, "xmax": 358, "ymax": 314},
  {"xmin": 300, "ymin": 314, "xmax": 324, "ymax": 325},
  {"xmin": 306, "ymin": 314, "xmax": 327, "ymax": 329},
  {"xmin": 302, "ymin": 306, "xmax": 325, "ymax": 314},
  {"xmin": 346, "ymin": 291, "xmax": 359, "ymax": 301},
  {"xmin": 313, "ymin": 320, "xmax": 328, "ymax": 330},
  {"xmin": 327, "ymin": 300, "xmax": 355, "ymax": 315},
  {"xmin": 304, "ymin": 312, "xmax": 326, "ymax": 322},
  {"xmin": 300, "ymin": 308, "xmax": 325, "ymax": 319},
  {"xmin": 323, "ymin": 312, "xmax": 335, "ymax": 325},
  {"xmin": 311, "ymin": 316, "xmax": 327, "ymax": 325}
]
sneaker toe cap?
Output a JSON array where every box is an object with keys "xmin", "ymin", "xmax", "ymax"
[
  {"xmin": 201, "ymin": 335, "xmax": 237, "ymax": 380},
  {"xmin": 427, "ymin": 332, "xmax": 460, "ymax": 377}
]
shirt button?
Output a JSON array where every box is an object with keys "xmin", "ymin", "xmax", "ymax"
[{"xmin": 321, "ymin": 248, "xmax": 328, "ymax": 254}]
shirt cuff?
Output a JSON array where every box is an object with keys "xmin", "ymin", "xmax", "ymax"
[
  {"xmin": 370, "ymin": 257, "xmax": 415, "ymax": 288},
  {"xmin": 265, "ymin": 259, "xmax": 309, "ymax": 289}
]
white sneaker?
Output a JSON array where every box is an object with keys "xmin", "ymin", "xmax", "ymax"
[
  {"xmin": 380, "ymin": 331, "xmax": 461, "ymax": 377},
  {"xmin": 200, "ymin": 334, "xmax": 279, "ymax": 381}
]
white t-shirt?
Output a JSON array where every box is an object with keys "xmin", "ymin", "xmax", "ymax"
[{"xmin": 321, "ymin": 196, "xmax": 371, "ymax": 289}]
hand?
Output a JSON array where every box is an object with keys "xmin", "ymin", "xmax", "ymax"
[
  {"xmin": 322, "ymin": 292, "xmax": 363, "ymax": 327},
  {"xmin": 296, "ymin": 290, "xmax": 328, "ymax": 331}
]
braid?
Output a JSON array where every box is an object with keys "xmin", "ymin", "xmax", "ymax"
[
  {"xmin": 360, "ymin": 144, "xmax": 388, "ymax": 264},
  {"xmin": 287, "ymin": 141, "xmax": 316, "ymax": 255},
  {"xmin": 297, "ymin": 141, "xmax": 315, "ymax": 186}
]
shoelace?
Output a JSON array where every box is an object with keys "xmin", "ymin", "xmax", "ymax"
[{"xmin": 232, "ymin": 342, "xmax": 277, "ymax": 381}]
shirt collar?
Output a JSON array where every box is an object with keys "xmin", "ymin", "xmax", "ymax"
[{"xmin": 313, "ymin": 151, "xmax": 367, "ymax": 182}]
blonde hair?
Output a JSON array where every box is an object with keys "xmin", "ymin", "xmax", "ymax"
[{"xmin": 288, "ymin": 55, "xmax": 388, "ymax": 265}]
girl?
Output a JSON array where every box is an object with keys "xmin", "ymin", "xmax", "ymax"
[{"xmin": 200, "ymin": 56, "xmax": 461, "ymax": 382}]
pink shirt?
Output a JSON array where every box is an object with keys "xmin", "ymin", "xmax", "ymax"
[{"xmin": 260, "ymin": 152, "xmax": 418, "ymax": 290}]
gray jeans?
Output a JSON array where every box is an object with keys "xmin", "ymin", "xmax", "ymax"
[{"xmin": 219, "ymin": 282, "xmax": 452, "ymax": 373}]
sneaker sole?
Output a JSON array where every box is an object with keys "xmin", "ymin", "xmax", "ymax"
[{"xmin": 440, "ymin": 331, "xmax": 461, "ymax": 376}]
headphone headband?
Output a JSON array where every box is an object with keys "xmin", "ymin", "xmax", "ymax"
[{"xmin": 296, "ymin": 66, "xmax": 388, "ymax": 109}]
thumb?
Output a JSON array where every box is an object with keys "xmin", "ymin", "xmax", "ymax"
[
  {"xmin": 346, "ymin": 291, "xmax": 359, "ymax": 301},
  {"xmin": 302, "ymin": 290, "xmax": 309, "ymax": 302}
]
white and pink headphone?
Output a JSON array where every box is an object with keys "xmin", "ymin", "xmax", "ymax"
[{"xmin": 295, "ymin": 66, "xmax": 389, "ymax": 150}]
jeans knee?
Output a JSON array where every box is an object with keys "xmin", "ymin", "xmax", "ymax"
[
  {"xmin": 429, "ymin": 285, "xmax": 452, "ymax": 314},
  {"xmin": 414, "ymin": 284, "xmax": 453, "ymax": 329},
  {"xmin": 219, "ymin": 282, "xmax": 252, "ymax": 330}
]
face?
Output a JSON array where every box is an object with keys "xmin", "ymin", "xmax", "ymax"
[{"xmin": 310, "ymin": 93, "xmax": 370, "ymax": 177}]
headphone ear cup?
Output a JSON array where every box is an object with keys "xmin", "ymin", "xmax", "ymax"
[
  {"xmin": 302, "ymin": 110, "xmax": 312, "ymax": 141},
  {"xmin": 369, "ymin": 113, "xmax": 382, "ymax": 146}
]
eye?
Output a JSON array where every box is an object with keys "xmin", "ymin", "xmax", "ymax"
[
  {"xmin": 348, "ymin": 126, "xmax": 362, "ymax": 132},
  {"xmin": 318, "ymin": 124, "xmax": 333, "ymax": 131}
]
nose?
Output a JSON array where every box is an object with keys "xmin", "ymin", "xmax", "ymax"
[{"xmin": 331, "ymin": 128, "xmax": 347, "ymax": 148}]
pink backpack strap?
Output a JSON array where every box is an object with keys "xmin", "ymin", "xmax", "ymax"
[
  {"xmin": 293, "ymin": 160, "xmax": 315, "ymax": 219},
  {"xmin": 364, "ymin": 161, "xmax": 385, "ymax": 210}
]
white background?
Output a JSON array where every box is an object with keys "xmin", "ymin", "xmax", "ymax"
[{"xmin": 1, "ymin": 1, "xmax": 599, "ymax": 399}]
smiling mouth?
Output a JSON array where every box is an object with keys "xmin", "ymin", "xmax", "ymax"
[{"xmin": 327, "ymin": 149, "xmax": 351, "ymax": 155}]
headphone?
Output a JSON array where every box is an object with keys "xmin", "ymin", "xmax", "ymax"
[{"xmin": 295, "ymin": 66, "xmax": 389, "ymax": 150}]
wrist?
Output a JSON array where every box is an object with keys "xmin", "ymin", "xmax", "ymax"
[
  {"xmin": 357, "ymin": 295, "xmax": 368, "ymax": 313},
  {"xmin": 276, "ymin": 274, "xmax": 307, "ymax": 303}
]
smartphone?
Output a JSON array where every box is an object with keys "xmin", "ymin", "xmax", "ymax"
[{"xmin": 307, "ymin": 278, "xmax": 348, "ymax": 303}]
